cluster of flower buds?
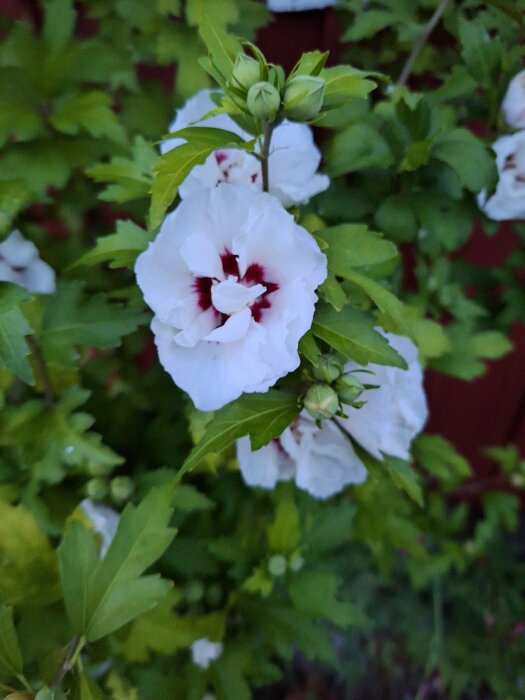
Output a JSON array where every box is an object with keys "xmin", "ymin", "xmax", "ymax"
[
  {"xmin": 303, "ymin": 353, "xmax": 370, "ymax": 421},
  {"xmin": 226, "ymin": 44, "xmax": 327, "ymax": 125}
]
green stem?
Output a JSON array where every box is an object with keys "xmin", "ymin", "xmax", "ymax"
[
  {"xmin": 51, "ymin": 636, "xmax": 86, "ymax": 687},
  {"xmin": 15, "ymin": 673, "xmax": 33, "ymax": 693},
  {"xmin": 27, "ymin": 334, "xmax": 54, "ymax": 408},
  {"xmin": 261, "ymin": 122, "xmax": 275, "ymax": 193},
  {"xmin": 397, "ymin": 0, "xmax": 451, "ymax": 87}
]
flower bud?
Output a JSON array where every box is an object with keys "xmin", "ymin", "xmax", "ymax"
[
  {"xmin": 86, "ymin": 477, "xmax": 108, "ymax": 501},
  {"xmin": 288, "ymin": 552, "xmax": 304, "ymax": 572},
  {"xmin": 185, "ymin": 579, "xmax": 205, "ymax": 603},
  {"xmin": 335, "ymin": 373, "xmax": 365, "ymax": 405},
  {"xmin": 247, "ymin": 81, "xmax": 281, "ymax": 122},
  {"xmin": 304, "ymin": 384, "xmax": 339, "ymax": 420},
  {"xmin": 283, "ymin": 75, "xmax": 325, "ymax": 121},
  {"xmin": 268, "ymin": 553, "xmax": 287, "ymax": 577},
  {"xmin": 110, "ymin": 476, "xmax": 134, "ymax": 503},
  {"xmin": 312, "ymin": 354, "xmax": 343, "ymax": 384},
  {"xmin": 231, "ymin": 53, "xmax": 261, "ymax": 92}
]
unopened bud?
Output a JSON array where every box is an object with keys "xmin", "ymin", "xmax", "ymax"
[
  {"xmin": 110, "ymin": 476, "xmax": 134, "ymax": 503},
  {"xmin": 185, "ymin": 579, "xmax": 205, "ymax": 603},
  {"xmin": 312, "ymin": 354, "xmax": 343, "ymax": 383},
  {"xmin": 304, "ymin": 384, "xmax": 339, "ymax": 420},
  {"xmin": 288, "ymin": 552, "xmax": 304, "ymax": 572},
  {"xmin": 336, "ymin": 373, "xmax": 365, "ymax": 405},
  {"xmin": 247, "ymin": 81, "xmax": 280, "ymax": 122},
  {"xmin": 268, "ymin": 554, "xmax": 287, "ymax": 577},
  {"xmin": 284, "ymin": 75, "xmax": 325, "ymax": 121},
  {"xmin": 86, "ymin": 478, "xmax": 108, "ymax": 501},
  {"xmin": 231, "ymin": 53, "xmax": 261, "ymax": 91}
]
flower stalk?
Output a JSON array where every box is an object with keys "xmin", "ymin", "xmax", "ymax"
[{"xmin": 261, "ymin": 122, "xmax": 275, "ymax": 193}]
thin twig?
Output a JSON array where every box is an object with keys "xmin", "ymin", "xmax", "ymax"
[
  {"xmin": 51, "ymin": 636, "xmax": 85, "ymax": 687},
  {"xmin": 27, "ymin": 334, "xmax": 54, "ymax": 408},
  {"xmin": 397, "ymin": 0, "xmax": 451, "ymax": 87},
  {"xmin": 261, "ymin": 122, "xmax": 274, "ymax": 193}
]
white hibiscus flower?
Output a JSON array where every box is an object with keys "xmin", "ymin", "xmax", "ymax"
[
  {"xmin": 478, "ymin": 132, "xmax": 525, "ymax": 221},
  {"xmin": 161, "ymin": 89, "xmax": 329, "ymax": 208},
  {"xmin": 267, "ymin": 0, "xmax": 335, "ymax": 11},
  {"xmin": 191, "ymin": 638, "xmax": 223, "ymax": 669},
  {"xmin": 237, "ymin": 333, "xmax": 428, "ymax": 499},
  {"xmin": 0, "ymin": 229, "xmax": 55, "ymax": 294},
  {"xmin": 135, "ymin": 185, "xmax": 327, "ymax": 411},
  {"xmin": 502, "ymin": 71, "xmax": 525, "ymax": 129},
  {"xmin": 80, "ymin": 499, "xmax": 120, "ymax": 558}
]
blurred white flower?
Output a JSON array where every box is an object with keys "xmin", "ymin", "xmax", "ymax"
[
  {"xmin": 237, "ymin": 333, "xmax": 427, "ymax": 499},
  {"xmin": 0, "ymin": 229, "xmax": 55, "ymax": 294},
  {"xmin": 502, "ymin": 71, "xmax": 525, "ymax": 129},
  {"xmin": 267, "ymin": 0, "xmax": 335, "ymax": 10},
  {"xmin": 478, "ymin": 132, "xmax": 525, "ymax": 221},
  {"xmin": 161, "ymin": 89, "xmax": 329, "ymax": 208},
  {"xmin": 191, "ymin": 638, "xmax": 223, "ymax": 669},
  {"xmin": 80, "ymin": 499, "xmax": 120, "ymax": 558},
  {"xmin": 135, "ymin": 185, "xmax": 326, "ymax": 411}
]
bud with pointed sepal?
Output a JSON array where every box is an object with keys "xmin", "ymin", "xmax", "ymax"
[
  {"xmin": 110, "ymin": 476, "xmax": 134, "ymax": 503},
  {"xmin": 304, "ymin": 383, "xmax": 339, "ymax": 420},
  {"xmin": 284, "ymin": 75, "xmax": 325, "ymax": 121},
  {"xmin": 335, "ymin": 373, "xmax": 365, "ymax": 405},
  {"xmin": 312, "ymin": 353, "xmax": 343, "ymax": 383},
  {"xmin": 247, "ymin": 81, "xmax": 281, "ymax": 122},
  {"xmin": 231, "ymin": 53, "xmax": 263, "ymax": 92}
]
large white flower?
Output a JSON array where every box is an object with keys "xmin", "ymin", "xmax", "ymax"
[
  {"xmin": 135, "ymin": 185, "xmax": 327, "ymax": 411},
  {"xmin": 237, "ymin": 333, "xmax": 428, "ymax": 499},
  {"xmin": 502, "ymin": 71, "xmax": 525, "ymax": 129},
  {"xmin": 267, "ymin": 0, "xmax": 335, "ymax": 10},
  {"xmin": 161, "ymin": 89, "xmax": 329, "ymax": 208},
  {"xmin": 478, "ymin": 132, "xmax": 525, "ymax": 221},
  {"xmin": 191, "ymin": 638, "xmax": 223, "ymax": 669},
  {"xmin": 0, "ymin": 229, "xmax": 55, "ymax": 294},
  {"xmin": 80, "ymin": 499, "xmax": 120, "ymax": 558}
]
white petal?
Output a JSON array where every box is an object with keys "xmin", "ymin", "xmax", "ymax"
[
  {"xmin": 267, "ymin": 0, "xmax": 335, "ymax": 11},
  {"xmin": 174, "ymin": 309, "xmax": 218, "ymax": 348},
  {"xmin": 211, "ymin": 279, "xmax": 265, "ymax": 315},
  {"xmin": 190, "ymin": 638, "xmax": 223, "ymax": 669},
  {"xmin": 203, "ymin": 307, "xmax": 252, "ymax": 343},
  {"xmin": 18, "ymin": 258, "xmax": 56, "ymax": 294},
  {"xmin": 0, "ymin": 230, "xmax": 38, "ymax": 267},
  {"xmin": 502, "ymin": 71, "xmax": 525, "ymax": 129},
  {"xmin": 237, "ymin": 436, "xmax": 295, "ymax": 489},
  {"xmin": 179, "ymin": 233, "xmax": 224, "ymax": 279},
  {"xmin": 80, "ymin": 499, "xmax": 120, "ymax": 558}
]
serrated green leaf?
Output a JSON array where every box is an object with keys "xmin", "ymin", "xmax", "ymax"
[
  {"xmin": 384, "ymin": 456, "xmax": 423, "ymax": 506},
  {"xmin": 320, "ymin": 65, "xmax": 376, "ymax": 108},
  {"xmin": 413, "ymin": 434, "xmax": 471, "ymax": 484},
  {"xmin": 50, "ymin": 91, "xmax": 125, "ymax": 143},
  {"xmin": 186, "ymin": 0, "xmax": 239, "ymax": 27},
  {"xmin": 326, "ymin": 123, "xmax": 393, "ymax": 176},
  {"xmin": 432, "ymin": 128, "xmax": 496, "ymax": 193},
  {"xmin": 318, "ymin": 224, "xmax": 399, "ymax": 275},
  {"xmin": 198, "ymin": 15, "xmax": 242, "ymax": 81},
  {"xmin": 180, "ymin": 391, "xmax": 300, "ymax": 475},
  {"xmin": 345, "ymin": 270, "xmax": 411, "ymax": 336},
  {"xmin": 0, "ymin": 180, "xmax": 32, "ymax": 234},
  {"xmin": 289, "ymin": 570, "xmax": 366, "ymax": 627},
  {"xmin": 298, "ymin": 332, "xmax": 321, "ymax": 365},
  {"xmin": 73, "ymin": 221, "xmax": 152, "ymax": 270},
  {"xmin": 59, "ymin": 484, "xmax": 175, "ymax": 641},
  {"xmin": 40, "ymin": 281, "xmax": 145, "ymax": 367},
  {"xmin": 0, "ymin": 602, "xmax": 23, "ymax": 681},
  {"xmin": 431, "ymin": 324, "xmax": 512, "ymax": 379},
  {"xmin": 210, "ymin": 648, "xmax": 251, "ymax": 700},
  {"xmin": 267, "ymin": 495, "xmax": 300, "ymax": 554},
  {"xmin": 312, "ymin": 304, "xmax": 407, "ymax": 368},
  {"xmin": 0, "ymin": 284, "xmax": 33, "ymax": 383},
  {"xmin": 318, "ymin": 274, "xmax": 346, "ymax": 311},
  {"xmin": 43, "ymin": 0, "xmax": 75, "ymax": 53}
]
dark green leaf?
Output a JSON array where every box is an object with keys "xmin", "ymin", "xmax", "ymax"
[{"xmin": 0, "ymin": 602, "xmax": 23, "ymax": 681}]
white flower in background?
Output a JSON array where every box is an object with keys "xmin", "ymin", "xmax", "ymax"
[
  {"xmin": 478, "ymin": 132, "xmax": 525, "ymax": 221},
  {"xmin": 267, "ymin": 0, "xmax": 335, "ymax": 11},
  {"xmin": 0, "ymin": 229, "xmax": 55, "ymax": 294},
  {"xmin": 502, "ymin": 71, "xmax": 525, "ymax": 129},
  {"xmin": 237, "ymin": 333, "xmax": 428, "ymax": 499},
  {"xmin": 80, "ymin": 499, "xmax": 120, "ymax": 558},
  {"xmin": 191, "ymin": 638, "xmax": 223, "ymax": 669},
  {"xmin": 161, "ymin": 89, "xmax": 329, "ymax": 208},
  {"xmin": 135, "ymin": 185, "xmax": 327, "ymax": 411}
]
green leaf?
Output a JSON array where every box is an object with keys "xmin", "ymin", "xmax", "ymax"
[
  {"xmin": 0, "ymin": 602, "xmax": 23, "ymax": 681},
  {"xmin": 432, "ymin": 128, "xmax": 496, "ymax": 193},
  {"xmin": 0, "ymin": 284, "xmax": 33, "ymax": 383},
  {"xmin": 318, "ymin": 224, "xmax": 399, "ymax": 275},
  {"xmin": 59, "ymin": 484, "xmax": 175, "ymax": 642},
  {"xmin": 267, "ymin": 494, "xmax": 300, "ymax": 554},
  {"xmin": 180, "ymin": 391, "xmax": 300, "ymax": 475},
  {"xmin": 198, "ymin": 15, "xmax": 242, "ymax": 81},
  {"xmin": 412, "ymin": 192, "xmax": 472, "ymax": 251},
  {"xmin": 413, "ymin": 434, "xmax": 471, "ymax": 484},
  {"xmin": 73, "ymin": 221, "xmax": 152, "ymax": 270},
  {"xmin": 318, "ymin": 274, "xmax": 346, "ymax": 311},
  {"xmin": 326, "ymin": 123, "xmax": 393, "ymax": 176},
  {"xmin": 320, "ymin": 65, "xmax": 376, "ymax": 109},
  {"xmin": 289, "ymin": 570, "xmax": 365, "ymax": 627},
  {"xmin": 485, "ymin": 0, "xmax": 525, "ymax": 27},
  {"xmin": 311, "ymin": 304, "xmax": 407, "ymax": 368},
  {"xmin": 186, "ymin": 0, "xmax": 239, "ymax": 27},
  {"xmin": 40, "ymin": 281, "xmax": 145, "ymax": 367},
  {"xmin": 344, "ymin": 270, "xmax": 411, "ymax": 336},
  {"xmin": 374, "ymin": 194, "xmax": 418, "ymax": 242},
  {"xmin": 384, "ymin": 456, "xmax": 423, "ymax": 506},
  {"xmin": 36, "ymin": 687, "xmax": 67, "ymax": 700},
  {"xmin": 72, "ymin": 673, "xmax": 106, "ymax": 700},
  {"xmin": 50, "ymin": 91, "xmax": 126, "ymax": 143},
  {"xmin": 86, "ymin": 136, "xmax": 157, "ymax": 204},
  {"xmin": 172, "ymin": 484, "xmax": 214, "ymax": 512},
  {"xmin": 0, "ymin": 180, "xmax": 32, "ymax": 234},
  {"xmin": 405, "ymin": 316, "xmax": 450, "ymax": 359},
  {"xmin": 210, "ymin": 648, "xmax": 251, "ymax": 700},
  {"xmin": 43, "ymin": 0, "xmax": 75, "ymax": 53},
  {"xmin": 302, "ymin": 501, "xmax": 355, "ymax": 553},
  {"xmin": 0, "ymin": 501, "xmax": 60, "ymax": 606},
  {"xmin": 298, "ymin": 332, "xmax": 321, "ymax": 366}
]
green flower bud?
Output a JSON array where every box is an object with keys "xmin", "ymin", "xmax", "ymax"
[
  {"xmin": 336, "ymin": 373, "xmax": 365, "ymax": 405},
  {"xmin": 185, "ymin": 579, "xmax": 205, "ymax": 603},
  {"xmin": 231, "ymin": 53, "xmax": 261, "ymax": 91},
  {"xmin": 312, "ymin": 354, "xmax": 343, "ymax": 384},
  {"xmin": 247, "ymin": 81, "xmax": 281, "ymax": 122},
  {"xmin": 86, "ymin": 477, "xmax": 108, "ymax": 501},
  {"xmin": 288, "ymin": 552, "xmax": 304, "ymax": 572},
  {"xmin": 268, "ymin": 553, "xmax": 287, "ymax": 577},
  {"xmin": 110, "ymin": 476, "xmax": 134, "ymax": 503},
  {"xmin": 304, "ymin": 384, "xmax": 339, "ymax": 420},
  {"xmin": 284, "ymin": 75, "xmax": 325, "ymax": 121}
]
